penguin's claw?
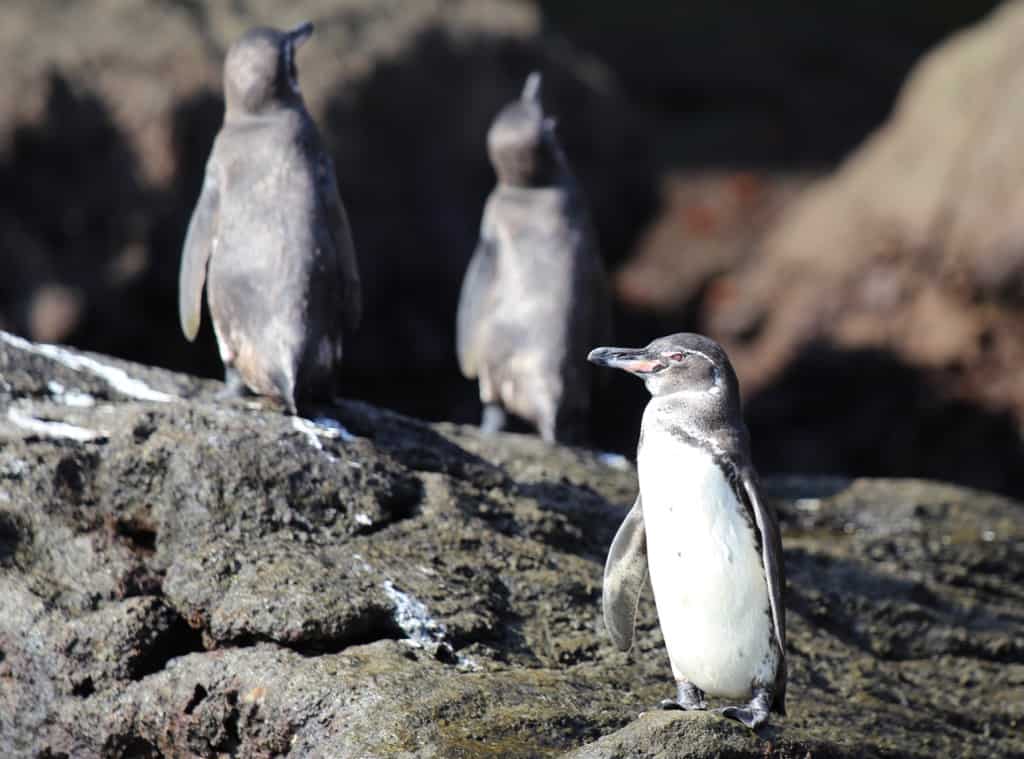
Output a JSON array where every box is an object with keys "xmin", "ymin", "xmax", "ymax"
[
  {"xmin": 718, "ymin": 705, "xmax": 766, "ymax": 729},
  {"xmin": 217, "ymin": 367, "xmax": 249, "ymax": 399},
  {"xmin": 479, "ymin": 404, "xmax": 506, "ymax": 435},
  {"xmin": 657, "ymin": 682, "xmax": 707, "ymax": 712},
  {"xmin": 718, "ymin": 688, "xmax": 772, "ymax": 730}
]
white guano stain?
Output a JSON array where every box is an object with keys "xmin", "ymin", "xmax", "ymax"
[
  {"xmin": 291, "ymin": 416, "xmax": 354, "ymax": 455},
  {"xmin": 373, "ymin": 573, "xmax": 479, "ymax": 670},
  {"xmin": 382, "ymin": 580, "xmax": 447, "ymax": 650},
  {"xmin": 1, "ymin": 331, "xmax": 175, "ymax": 403},
  {"xmin": 7, "ymin": 408, "xmax": 107, "ymax": 442},
  {"xmin": 311, "ymin": 416, "xmax": 354, "ymax": 442},
  {"xmin": 47, "ymin": 381, "xmax": 96, "ymax": 408},
  {"xmin": 597, "ymin": 452, "xmax": 630, "ymax": 470}
]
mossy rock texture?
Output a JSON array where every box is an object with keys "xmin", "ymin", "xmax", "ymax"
[{"xmin": 0, "ymin": 332, "xmax": 1021, "ymax": 757}]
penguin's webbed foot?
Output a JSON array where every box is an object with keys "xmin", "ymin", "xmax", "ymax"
[
  {"xmin": 480, "ymin": 404, "xmax": 506, "ymax": 435},
  {"xmin": 217, "ymin": 367, "xmax": 249, "ymax": 400},
  {"xmin": 657, "ymin": 681, "xmax": 706, "ymax": 712},
  {"xmin": 717, "ymin": 688, "xmax": 771, "ymax": 730}
]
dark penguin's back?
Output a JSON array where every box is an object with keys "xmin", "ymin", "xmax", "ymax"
[
  {"xmin": 457, "ymin": 72, "xmax": 610, "ymax": 442},
  {"xmin": 483, "ymin": 183, "xmax": 608, "ymax": 423},
  {"xmin": 178, "ymin": 24, "xmax": 361, "ymax": 412},
  {"xmin": 206, "ymin": 110, "xmax": 345, "ymax": 399}
]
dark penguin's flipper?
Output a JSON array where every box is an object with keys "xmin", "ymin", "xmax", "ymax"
[
  {"xmin": 741, "ymin": 469, "xmax": 788, "ymax": 714},
  {"xmin": 602, "ymin": 496, "xmax": 648, "ymax": 651},
  {"xmin": 718, "ymin": 687, "xmax": 772, "ymax": 730},
  {"xmin": 480, "ymin": 404, "xmax": 506, "ymax": 435},
  {"xmin": 658, "ymin": 681, "xmax": 707, "ymax": 711},
  {"xmin": 217, "ymin": 367, "xmax": 249, "ymax": 399}
]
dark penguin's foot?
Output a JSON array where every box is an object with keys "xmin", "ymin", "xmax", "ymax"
[
  {"xmin": 480, "ymin": 404, "xmax": 506, "ymax": 435},
  {"xmin": 217, "ymin": 367, "xmax": 249, "ymax": 400},
  {"xmin": 717, "ymin": 688, "xmax": 772, "ymax": 729},
  {"xmin": 658, "ymin": 680, "xmax": 707, "ymax": 711}
]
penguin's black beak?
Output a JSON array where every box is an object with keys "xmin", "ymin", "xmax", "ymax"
[
  {"xmin": 587, "ymin": 346, "xmax": 664, "ymax": 375},
  {"xmin": 286, "ymin": 21, "xmax": 314, "ymax": 48},
  {"xmin": 522, "ymin": 71, "xmax": 542, "ymax": 103}
]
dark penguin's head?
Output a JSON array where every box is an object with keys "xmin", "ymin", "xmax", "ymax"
[
  {"xmin": 224, "ymin": 22, "xmax": 314, "ymax": 115},
  {"xmin": 487, "ymin": 72, "xmax": 563, "ymax": 186},
  {"xmin": 588, "ymin": 333, "xmax": 742, "ymax": 419}
]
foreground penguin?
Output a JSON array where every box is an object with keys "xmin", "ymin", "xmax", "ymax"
[
  {"xmin": 456, "ymin": 72, "xmax": 611, "ymax": 443},
  {"xmin": 588, "ymin": 334, "xmax": 786, "ymax": 729},
  {"xmin": 179, "ymin": 22, "xmax": 361, "ymax": 414}
]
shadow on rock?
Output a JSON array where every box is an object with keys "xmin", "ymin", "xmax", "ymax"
[
  {"xmin": 0, "ymin": 72, "xmax": 151, "ymax": 347},
  {"xmin": 745, "ymin": 343, "xmax": 1024, "ymax": 499}
]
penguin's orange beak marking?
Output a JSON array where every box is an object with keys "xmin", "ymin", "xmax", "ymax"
[{"xmin": 587, "ymin": 347, "xmax": 664, "ymax": 375}]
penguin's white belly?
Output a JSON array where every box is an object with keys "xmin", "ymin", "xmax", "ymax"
[{"xmin": 638, "ymin": 429, "xmax": 775, "ymax": 699}]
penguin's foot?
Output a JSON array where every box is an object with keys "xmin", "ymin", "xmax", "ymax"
[
  {"xmin": 537, "ymin": 413, "xmax": 557, "ymax": 444},
  {"xmin": 480, "ymin": 404, "xmax": 506, "ymax": 435},
  {"xmin": 217, "ymin": 367, "xmax": 249, "ymax": 399},
  {"xmin": 658, "ymin": 681, "xmax": 707, "ymax": 711},
  {"xmin": 717, "ymin": 688, "xmax": 771, "ymax": 730}
]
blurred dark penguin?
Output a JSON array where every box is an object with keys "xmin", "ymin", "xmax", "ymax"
[
  {"xmin": 456, "ymin": 72, "xmax": 611, "ymax": 443},
  {"xmin": 589, "ymin": 333, "xmax": 787, "ymax": 730},
  {"xmin": 178, "ymin": 22, "xmax": 361, "ymax": 414}
]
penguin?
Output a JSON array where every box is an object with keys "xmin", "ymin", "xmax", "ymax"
[
  {"xmin": 456, "ymin": 72, "xmax": 611, "ymax": 444},
  {"xmin": 587, "ymin": 333, "xmax": 786, "ymax": 729},
  {"xmin": 178, "ymin": 22, "xmax": 362, "ymax": 415}
]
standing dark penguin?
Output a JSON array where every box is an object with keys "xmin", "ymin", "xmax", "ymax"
[
  {"xmin": 588, "ymin": 333, "xmax": 786, "ymax": 729},
  {"xmin": 178, "ymin": 22, "xmax": 361, "ymax": 414},
  {"xmin": 456, "ymin": 72, "xmax": 611, "ymax": 444}
]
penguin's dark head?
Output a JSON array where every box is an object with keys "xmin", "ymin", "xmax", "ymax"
[
  {"xmin": 588, "ymin": 333, "xmax": 741, "ymax": 404},
  {"xmin": 224, "ymin": 22, "xmax": 313, "ymax": 115},
  {"xmin": 487, "ymin": 72, "xmax": 562, "ymax": 186}
]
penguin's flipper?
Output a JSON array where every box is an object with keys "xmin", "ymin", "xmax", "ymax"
[
  {"xmin": 741, "ymin": 468, "xmax": 787, "ymax": 714},
  {"xmin": 178, "ymin": 164, "xmax": 220, "ymax": 341},
  {"xmin": 319, "ymin": 154, "xmax": 362, "ymax": 332},
  {"xmin": 602, "ymin": 496, "xmax": 648, "ymax": 651},
  {"xmin": 455, "ymin": 231, "xmax": 498, "ymax": 378}
]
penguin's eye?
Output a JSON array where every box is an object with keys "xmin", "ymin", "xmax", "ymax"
[{"xmin": 667, "ymin": 352, "xmax": 684, "ymax": 362}]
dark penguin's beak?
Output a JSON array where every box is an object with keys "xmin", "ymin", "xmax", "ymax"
[
  {"xmin": 286, "ymin": 21, "xmax": 314, "ymax": 48},
  {"xmin": 521, "ymin": 71, "xmax": 542, "ymax": 103},
  {"xmin": 587, "ymin": 346, "xmax": 664, "ymax": 375}
]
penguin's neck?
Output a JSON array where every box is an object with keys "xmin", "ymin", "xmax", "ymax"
[
  {"xmin": 641, "ymin": 395, "xmax": 707, "ymax": 450},
  {"xmin": 640, "ymin": 397, "xmax": 720, "ymax": 486}
]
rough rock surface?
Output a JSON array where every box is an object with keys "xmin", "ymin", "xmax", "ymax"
[{"xmin": 0, "ymin": 333, "xmax": 1021, "ymax": 757}]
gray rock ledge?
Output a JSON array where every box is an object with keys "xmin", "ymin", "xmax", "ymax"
[{"xmin": 0, "ymin": 333, "xmax": 1020, "ymax": 757}]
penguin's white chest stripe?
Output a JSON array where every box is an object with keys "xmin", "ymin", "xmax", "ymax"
[{"xmin": 638, "ymin": 422, "xmax": 775, "ymax": 698}]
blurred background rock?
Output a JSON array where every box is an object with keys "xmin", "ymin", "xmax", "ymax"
[{"xmin": 3, "ymin": 0, "xmax": 1022, "ymax": 495}]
